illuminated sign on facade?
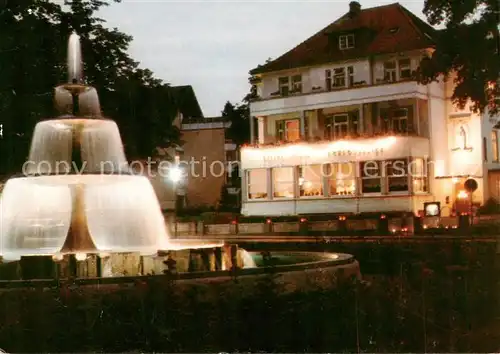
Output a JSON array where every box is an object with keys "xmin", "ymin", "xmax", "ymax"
[
  {"xmin": 328, "ymin": 148, "xmax": 384, "ymax": 158},
  {"xmin": 241, "ymin": 136, "xmax": 429, "ymax": 170}
]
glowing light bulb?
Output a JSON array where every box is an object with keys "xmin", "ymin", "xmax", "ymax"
[
  {"xmin": 168, "ymin": 167, "xmax": 182, "ymax": 183},
  {"xmin": 52, "ymin": 254, "xmax": 63, "ymax": 261},
  {"xmin": 75, "ymin": 253, "xmax": 87, "ymax": 261}
]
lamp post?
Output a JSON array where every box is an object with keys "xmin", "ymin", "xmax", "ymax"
[
  {"xmin": 464, "ymin": 179, "xmax": 478, "ymax": 225},
  {"xmin": 168, "ymin": 165, "xmax": 183, "ymax": 237}
]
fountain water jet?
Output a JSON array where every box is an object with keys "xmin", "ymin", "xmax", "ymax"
[{"xmin": 67, "ymin": 32, "xmax": 83, "ymax": 84}]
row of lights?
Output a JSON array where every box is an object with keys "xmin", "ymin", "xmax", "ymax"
[
  {"xmin": 422, "ymin": 225, "xmax": 458, "ymax": 230},
  {"xmin": 254, "ymin": 214, "xmax": 387, "ymax": 225},
  {"xmin": 52, "ymin": 252, "xmax": 111, "ymax": 262}
]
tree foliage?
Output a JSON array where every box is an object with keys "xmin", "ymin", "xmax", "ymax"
[
  {"xmin": 222, "ymin": 100, "xmax": 250, "ymax": 147},
  {"xmin": 0, "ymin": 0, "xmax": 181, "ymax": 174},
  {"xmin": 417, "ymin": 0, "xmax": 500, "ymax": 114}
]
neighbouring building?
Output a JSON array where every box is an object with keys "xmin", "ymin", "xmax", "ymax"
[
  {"xmin": 142, "ymin": 85, "xmax": 239, "ymax": 211},
  {"xmin": 240, "ymin": 1, "xmax": 500, "ymax": 217},
  {"xmin": 136, "ymin": 85, "xmax": 204, "ymax": 212},
  {"xmin": 181, "ymin": 116, "xmax": 239, "ymax": 208}
]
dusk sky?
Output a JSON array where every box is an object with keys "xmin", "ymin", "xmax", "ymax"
[{"xmin": 99, "ymin": 0, "xmax": 427, "ymax": 117}]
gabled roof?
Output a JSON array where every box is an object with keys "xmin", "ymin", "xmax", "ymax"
[
  {"xmin": 170, "ymin": 85, "xmax": 204, "ymax": 119},
  {"xmin": 250, "ymin": 2, "xmax": 438, "ymax": 75}
]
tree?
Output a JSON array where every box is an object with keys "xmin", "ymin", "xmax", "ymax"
[
  {"xmin": 0, "ymin": 0, "xmax": 63, "ymax": 172},
  {"xmin": 0, "ymin": 0, "xmax": 181, "ymax": 174},
  {"xmin": 222, "ymin": 101, "xmax": 250, "ymax": 147},
  {"xmin": 417, "ymin": 0, "xmax": 500, "ymax": 114}
]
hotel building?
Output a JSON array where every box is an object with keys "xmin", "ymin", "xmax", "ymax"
[{"xmin": 241, "ymin": 2, "xmax": 500, "ymax": 217}]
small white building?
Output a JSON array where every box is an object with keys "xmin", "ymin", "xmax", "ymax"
[{"xmin": 240, "ymin": 2, "xmax": 500, "ymax": 217}]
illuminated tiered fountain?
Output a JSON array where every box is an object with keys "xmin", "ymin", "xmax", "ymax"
[
  {"xmin": 0, "ymin": 33, "xmax": 231, "ymax": 276},
  {"xmin": 0, "ymin": 33, "xmax": 361, "ymax": 292}
]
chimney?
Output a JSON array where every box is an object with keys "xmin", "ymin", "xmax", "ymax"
[{"xmin": 349, "ymin": 1, "xmax": 361, "ymax": 16}]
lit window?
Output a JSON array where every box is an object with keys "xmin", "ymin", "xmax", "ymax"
[
  {"xmin": 339, "ymin": 34, "xmax": 355, "ymax": 50},
  {"xmin": 299, "ymin": 165, "xmax": 323, "ymax": 197},
  {"xmin": 492, "ymin": 130, "xmax": 499, "ymax": 162},
  {"xmin": 383, "ymin": 61, "xmax": 397, "ymax": 82},
  {"xmin": 399, "ymin": 58, "xmax": 411, "ymax": 79},
  {"xmin": 325, "ymin": 162, "xmax": 356, "ymax": 196},
  {"xmin": 385, "ymin": 159, "xmax": 409, "ymax": 192},
  {"xmin": 272, "ymin": 167, "xmax": 294, "ymax": 198},
  {"xmin": 247, "ymin": 169, "xmax": 268, "ymax": 200},
  {"xmin": 326, "ymin": 114, "xmax": 348, "ymax": 139},
  {"xmin": 276, "ymin": 119, "xmax": 300, "ymax": 142},
  {"xmin": 361, "ymin": 161, "xmax": 381, "ymax": 193},
  {"xmin": 411, "ymin": 158, "xmax": 428, "ymax": 193},
  {"xmin": 380, "ymin": 107, "xmax": 409, "ymax": 134},
  {"xmin": 392, "ymin": 108, "xmax": 408, "ymax": 133},
  {"xmin": 333, "ymin": 68, "xmax": 346, "ymax": 88},
  {"xmin": 325, "ymin": 113, "xmax": 358, "ymax": 139}
]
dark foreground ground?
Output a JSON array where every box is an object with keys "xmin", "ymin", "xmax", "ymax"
[{"xmin": 0, "ymin": 238, "xmax": 499, "ymax": 352}]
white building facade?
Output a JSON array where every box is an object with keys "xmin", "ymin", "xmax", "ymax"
[{"xmin": 240, "ymin": 2, "xmax": 500, "ymax": 217}]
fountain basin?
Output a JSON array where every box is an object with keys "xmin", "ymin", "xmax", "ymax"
[
  {"xmin": 0, "ymin": 174, "xmax": 169, "ymax": 260},
  {"xmin": 0, "ymin": 250, "xmax": 360, "ymax": 296}
]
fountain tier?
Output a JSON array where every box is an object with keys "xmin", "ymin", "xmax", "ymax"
[
  {"xmin": 0, "ymin": 175, "xmax": 169, "ymax": 261},
  {"xmin": 25, "ymin": 119, "xmax": 129, "ymax": 175}
]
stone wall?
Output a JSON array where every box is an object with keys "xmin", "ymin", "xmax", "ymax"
[
  {"xmin": 168, "ymin": 216, "xmax": 414, "ymax": 236},
  {"xmin": 168, "ymin": 214, "xmax": 500, "ymax": 237}
]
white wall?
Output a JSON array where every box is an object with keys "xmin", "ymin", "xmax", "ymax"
[
  {"xmin": 257, "ymin": 51, "xmax": 421, "ymax": 100},
  {"xmin": 242, "ymin": 195, "xmax": 433, "ymax": 216}
]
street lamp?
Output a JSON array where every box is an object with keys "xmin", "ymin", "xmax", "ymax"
[
  {"xmin": 167, "ymin": 165, "xmax": 184, "ymax": 237},
  {"xmin": 168, "ymin": 166, "xmax": 182, "ymax": 183},
  {"xmin": 457, "ymin": 190, "xmax": 468, "ymax": 200}
]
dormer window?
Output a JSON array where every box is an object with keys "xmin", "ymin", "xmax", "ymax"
[{"xmin": 339, "ymin": 34, "xmax": 355, "ymax": 50}]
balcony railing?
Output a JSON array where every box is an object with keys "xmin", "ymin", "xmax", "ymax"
[
  {"xmin": 249, "ymin": 129, "xmax": 423, "ymax": 149},
  {"xmin": 254, "ymin": 77, "xmax": 416, "ymax": 102},
  {"xmin": 250, "ymin": 81, "xmax": 428, "ymax": 116}
]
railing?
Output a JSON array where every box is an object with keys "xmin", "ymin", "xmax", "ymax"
[
  {"xmin": 258, "ymin": 129, "xmax": 424, "ymax": 147},
  {"xmin": 254, "ymin": 78, "xmax": 416, "ymax": 102}
]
